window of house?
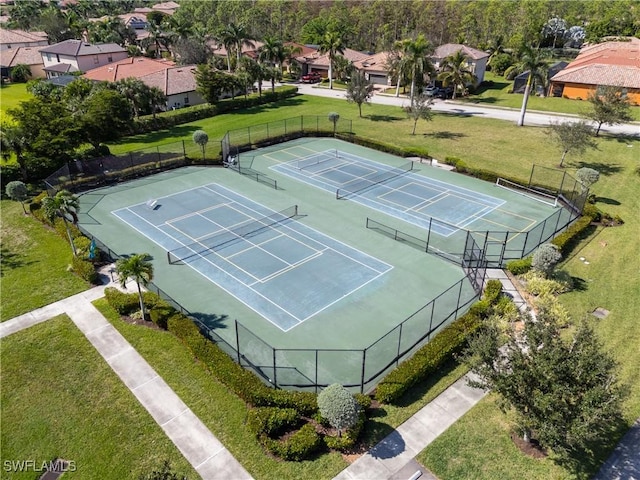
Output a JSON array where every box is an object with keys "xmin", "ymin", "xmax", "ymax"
[
  {"xmin": 46, "ymin": 53, "xmax": 51, "ymax": 61},
  {"xmin": 107, "ymin": 55, "xmax": 112, "ymax": 62},
  {"xmin": 184, "ymin": 96, "xmax": 189, "ymax": 104},
  {"xmin": 621, "ymin": 88, "xmax": 628, "ymax": 98},
  {"xmin": 56, "ymin": 54, "xmax": 60, "ymax": 62},
  {"xmin": 94, "ymin": 56, "xmax": 99, "ymax": 64}
]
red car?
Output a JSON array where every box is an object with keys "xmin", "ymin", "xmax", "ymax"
[{"xmin": 301, "ymin": 72, "xmax": 322, "ymax": 83}]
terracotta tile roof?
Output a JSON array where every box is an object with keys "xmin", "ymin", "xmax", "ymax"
[
  {"xmin": 433, "ymin": 43, "xmax": 488, "ymax": 60},
  {"xmin": 284, "ymin": 42, "xmax": 317, "ymax": 58},
  {"xmin": 550, "ymin": 37, "xmax": 640, "ymax": 89},
  {"xmin": 551, "ymin": 64, "xmax": 640, "ymax": 89},
  {"xmin": 0, "ymin": 29, "xmax": 48, "ymax": 45},
  {"xmin": 153, "ymin": 1, "xmax": 179, "ymax": 10},
  {"xmin": 210, "ymin": 40, "xmax": 263, "ymax": 57},
  {"xmin": 40, "ymin": 39, "xmax": 126, "ymax": 56},
  {"xmin": 82, "ymin": 57, "xmax": 176, "ymax": 82}
]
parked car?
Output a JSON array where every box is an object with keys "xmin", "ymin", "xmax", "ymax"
[
  {"xmin": 301, "ymin": 72, "xmax": 322, "ymax": 83},
  {"xmin": 435, "ymin": 86, "xmax": 454, "ymax": 99},
  {"xmin": 425, "ymin": 85, "xmax": 439, "ymax": 97}
]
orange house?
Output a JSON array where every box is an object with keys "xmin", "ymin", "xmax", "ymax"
[{"xmin": 550, "ymin": 37, "xmax": 640, "ymax": 105}]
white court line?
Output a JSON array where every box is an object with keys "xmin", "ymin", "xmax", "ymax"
[
  {"xmin": 165, "ymin": 203, "xmax": 230, "ymax": 226},
  {"xmin": 248, "ymin": 249, "xmax": 326, "ymax": 286},
  {"xmin": 203, "ymin": 184, "xmax": 393, "ymax": 275}
]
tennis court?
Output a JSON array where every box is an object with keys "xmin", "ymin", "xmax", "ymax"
[
  {"xmin": 271, "ymin": 150, "xmax": 508, "ymax": 236},
  {"xmin": 112, "ymin": 183, "xmax": 391, "ymax": 331}
]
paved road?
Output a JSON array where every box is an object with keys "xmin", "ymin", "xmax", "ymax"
[{"xmin": 294, "ymin": 83, "xmax": 640, "ymax": 137}]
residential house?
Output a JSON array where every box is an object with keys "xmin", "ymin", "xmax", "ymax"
[
  {"xmin": 89, "ymin": 13, "xmax": 149, "ymax": 42},
  {"xmin": 352, "ymin": 51, "xmax": 392, "ymax": 85},
  {"xmin": 210, "ymin": 40, "xmax": 264, "ymax": 64},
  {"xmin": 431, "ymin": 43, "xmax": 489, "ymax": 85},
  {"xmin": 82, "ymin": 57, "xmax": 205, "ymax": 110},
  {"xmin": 39, "ymin": 39, "xmax": 128, "ymax": 78},
  {"xmin": 0, "ymin": 46, "xmax": 46, "ymax": 79},
  {"xmin": 134, "ymin": 1, "xmax": 179, "ymax": 16},
  {"xmin": 296, "ymin": 47, "xmax": 369, "ymax": 78},
  {"xmin": 549, "ymin": 37, "xmax": 640, "ymax": 105},
  {"xmin": 0, "ymin": 29, "xmax": 48, "ymax": 51}
]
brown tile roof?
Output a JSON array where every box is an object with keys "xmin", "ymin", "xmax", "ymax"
[
  {"xmin": 82, "ymin": 57, "xmax": 176, "ymax": 82},
  {"xmin": 300, "ymin": 47, "xmax": 370, "ymax": 67},
  {"xmin": 0, "ymin": 48, "xmax": 16, "ymax": 66},
  {"xmin": 433, "ymin": 43, "xmax": 489, "ymax": 60},
  {"xmin": 40, "ymin": 39, "xmax": 126, "ymax": 56},
  {"xmin": 9, "ymin": 46, "xmax": 45, "ymax": 66},
  {"xmin": 352, "ymin": 51, "xmax": 391, "ymax": 73},
  {"xmin": 284, "ymin": 42, "xmax": 317, "ymax": 58},
  {"xmin": 210, "ymin": 40, "xmax": 263, "ymax": 57},
  {"xmin": 140, "ymin": 65, "xmax": 198, "ymax": 96},
  {"xmin": 550, "ymin": 37, "xmax": 640, "ymax": 89},
  {"xmin": 0, "ymin": 29, "xmax": 48, "ymax": 45}
]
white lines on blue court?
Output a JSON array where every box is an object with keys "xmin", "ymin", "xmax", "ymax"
[
  {"xmin": 271, "ymin": 152, "xmax": 505, "ymax": 237},
  {"xmin": 112, "ymin": 183, "xmax": 392, "ymax": 332}
]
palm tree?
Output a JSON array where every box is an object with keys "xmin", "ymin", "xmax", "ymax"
[
  {"xmin": 148, "ymin": 86, "xmax": 167, "ymax": 119},
  {"xmin": 403, "ymin": 34, "xmax": 434, "ymax": 105},
  {"xmin": 258, "ymin": 36, "xmax": 285, "ymax": 75},
  {"xmin": 485, "ymin": 36, "xmax": 506, "ymax": 69},
  {"xmin": 437, "ymin": 51, "xmax": 475, "ymax": 99},
  {"xmin": 283, "ymin": 43, "xmax": 302, "ymax": 75},
  {"xmin": 318, "ymin": 30, "xmax": 345, "ymax": 90},
  {"xmin": 513, "ymin": 45, "xmax": 547, "ymax": 126},
  {"xmin": 115, "ymin": 254, "xmax": 154, "ymax": 319},
  {"xmin": 220, "ymin": 23, "xmax": 255, "ymax": 72},
  {"xmin": 386, "ymin": 44, "xmax": 409, "ymax": 98},
  {"xmin": 0, "ymin": 124, "xmax": 28, "ymax": 181},
  {"xmin": 42, "ymin": 190, "xmax": 80, "ymax": 256}
]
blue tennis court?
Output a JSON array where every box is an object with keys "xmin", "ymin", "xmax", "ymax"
[
  {"xmin": 270, "ymin": 151, "xmax": 505, "ymax": 236},
  {"xmin": 112, "ymin": 183, "xmax": 392, "ymax": 331}
]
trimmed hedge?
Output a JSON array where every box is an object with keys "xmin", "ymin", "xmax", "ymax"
[
  {"xmin": 374, "ymin": 312, "xmax": 482, "ymax": 404},
  {"xmin": 246, "ymin": 407, "xmax": 301, "ymax": 437},
  {"xmin": 71, "ymin": 256, "xmax": 99, "ymax": 284},
  {"xmin": 337, "ymin": 134, "xmax": 429, "ymax": 160},
  {"xmin": 322, "ymin": 411, "xmax": 365, "ymax": 451},
  {"xmin": 551, "ymin": 215, "xmax": 594, "ymax": 256},
  {"xmin": 261, "ymin": 424, "xmax": 322, "ymax": 461},
  {"xmin": 507, "ymin": 256, "xmax": 533, "ymax": 275}
]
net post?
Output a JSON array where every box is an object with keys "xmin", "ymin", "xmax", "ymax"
[
  {"xmin": 167, "ymin": 251, "xmax": 171, "ymax": 264},
  {"xmin": 272, "ymin": 348, "xmax": 277, "ymax": 387},
  {"xmin": 360, "ymin": 349, "xmax": 367, "ymax": 394},
  {"xmin": 335, "ymin": 189, "xmax": 340, "ymax": 200},
  {"xmin": 235, "ymin": 320, "xmax": 241, "ymax": 364}
]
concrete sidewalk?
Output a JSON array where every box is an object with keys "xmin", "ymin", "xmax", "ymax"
[
  {"xmin": 1, "ymin": 270, "xmax": 252, "ymax": 480},
  {"xmin": 334, "ymin": 373, "xmax": 488, "ymax": 480}
]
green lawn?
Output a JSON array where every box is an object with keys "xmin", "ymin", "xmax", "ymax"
[
  {"xmin": 461, "ymin": 72, "xmax": 640, "ymax": 121},
  {"xmin": 1, "ymin": 200, "xmax": 88, "ymax": 321},
  {"xmin": 0, "ymin": 315, "xmax": 196, "ymax": 480},
  {"xmin": 0, "ymin": 82, "xmax": 31, "ymax": 124}
]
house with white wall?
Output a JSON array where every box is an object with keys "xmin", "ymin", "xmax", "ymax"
[
  {"xmin": 39, "ymin": 39, "xmax": 128, "ymax": 78},
  {"xmin": 432, "ymin": 44, "xmax": 489, "ymax": 85}
]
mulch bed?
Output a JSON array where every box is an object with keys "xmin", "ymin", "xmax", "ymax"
[{"xmin": 511, "ymin": 433, "xmax": 547, "ymax": 459}]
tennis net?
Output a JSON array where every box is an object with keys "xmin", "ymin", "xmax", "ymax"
[
  {"xmin": 294, "ymin": 150, "xmax": 338, "ymax": 170},
  {"xmin": 336, "ymin": 161, "xmax": 414, "ymax": 199},
  {"xmin": 495, "ymin": 177, "xmax": 558, "ymax": 207},
  {"xmin": 167, "ymin": 205, "xmax": 298, "ymax": 264}
]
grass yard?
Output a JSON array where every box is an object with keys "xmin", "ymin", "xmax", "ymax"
[
  {"xmin": 0, "ymin": 314, "xmax": 196, "ymax": 480},
  {"xmin": 461, "ymin": 72, "xmax": 640, "ymax": 121},
  {"xmin": 0, "ymin": 82, "xmax": 31, "ymax": 124},
  {"xmin": 94, "ymin": 299, "xmax": 469, "ymax": 479},
  {"xmin": 1, "ymin": 200, "xmax": 88, "ymax": 321}
]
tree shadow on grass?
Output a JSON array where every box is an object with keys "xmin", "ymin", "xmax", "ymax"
[
  {"xmin": 571, "ymin": 161, "xmax": 623, "ymax": 176},
  {"xmin": 426, "ymin": 131, "xmax": 467, "ymax": 140},
  {"xmin": 0, "ymin": 247, "xmax": 33, "ymax": 276},
  {"xmin": 469, "ymin": 96, "xmax": 500, "ymax": 104},
  {"xmin": 368, "ymin": 114, "xmax": 403, "ymax": 122},
  {"xmin": 607, "ymin": 133, "xmax": 640, "ymax": 144},
  {"xmin": 110, "ymin": 125, "xmax": 202, "ymax": 146},
  {"xmin": 595, "ymin": 197, "xmax": 621, "ymax": 206},
  {"xmin": 233, "ymin": 96, "xmax": 306, "ymax": 115}
]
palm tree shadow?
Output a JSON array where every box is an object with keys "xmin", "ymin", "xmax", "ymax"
[
  {"xmin": 368, "ymin": 114, "xmax": 403, "ymax": 122},
  {"xmin": 571, "ymin": 161, "xmax": 622, "ymax": 176},
  {"xmin": 192, "ymin": 312, "xmax": 229, "ymax": 330},
  {"xmin": 0, "ymin": 247, "xmax": 34, "ymax": 276}
]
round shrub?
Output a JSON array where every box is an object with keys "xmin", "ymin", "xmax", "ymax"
[
  {"xmin": 317, "ymin": 384, "xmax": 360, "ymax": 435},
  {"xmin": 262, "ymin": 424, "xmax": 322, "ymax": 461},
  {"xmin": 246, "ymin": 407, "xmax": 300, "ymax": 437},
  {"xmin": 532, "ymin": 243, "xmax": 562, "ymax": 277}
]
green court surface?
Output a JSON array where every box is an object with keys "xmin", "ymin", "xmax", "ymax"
[{"xmin": 78, "ymin": 138, "xmax": 571, "ymax": 391}]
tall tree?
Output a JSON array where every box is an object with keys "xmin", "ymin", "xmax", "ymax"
[
  {"xmin": 42, "ymin": 190, "xmax": 80, "ymax": 256},
  {"xmin": 465, "ymin": 310, "xmax": 626, "ymax": 459},
  {"xmin": 115, "ymin": 253, "xmax": 154, "ymax": 319},
  {"xmin": 346, "ymin": 71, "xmax": 374, "ymax": 118},
  {"xmin": 514, "ymin": 45, "xmax": 547, "ymax": 126},
  {"xmin": 437, "ymin": 50, "xmax": 475, "ymax": 99},
  {"xmin": 219, "ymin": 23, "xmax": 255, "ymax": 71},
  {"xmin": 547, "ymin": 120, "xmax": 597, "ymax": 167},
  {"xmin": 258, "ymin": 36, "xmax": 285, "ymax": 75},
  {"xmin": 583, "ymin": 87, "xmax": 633, "ymax": 136},
  {"xmin": 402, "ymin": 34, "xmax": 434, "ymax": 105},
  {"xmin": 79, "ymin": 89, "xmax": 133, "ymax": 149},
  {"xmin": 318, "ymin": 30, "xmax": 345, "ymax": 90}
]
